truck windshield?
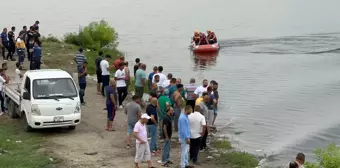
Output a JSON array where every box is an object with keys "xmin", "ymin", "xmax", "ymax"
[{"xmin": 32, "ymin": 78, "xmax": 77, "ymax": 99}]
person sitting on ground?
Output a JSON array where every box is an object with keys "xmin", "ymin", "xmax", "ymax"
[{"xmin": 207, "ymin": 30, "xmax": 217, "ymax": 44}]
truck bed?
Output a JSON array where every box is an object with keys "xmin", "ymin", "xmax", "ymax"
[{"xmin": 4, "ymin": 83, "xmax": 21, "ymax": 105}]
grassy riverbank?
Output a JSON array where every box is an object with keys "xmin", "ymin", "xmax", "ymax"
[{"xmin": 0, "ymin": 120, "xmax": 57, "ymax": 168}]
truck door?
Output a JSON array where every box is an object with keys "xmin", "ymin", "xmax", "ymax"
[{"xmin": 20, "ymin": 76, "xmax": 31, "ymax": 118}]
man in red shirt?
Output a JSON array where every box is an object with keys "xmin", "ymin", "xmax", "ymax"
[{"xmin": 113, "ymin": 54, "xmax": 124, "ymax": 70}]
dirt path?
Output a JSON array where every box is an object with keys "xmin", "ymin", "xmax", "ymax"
[{"xmin": 4, "ymin": 61, "xmax": 217, "ymax": 168}]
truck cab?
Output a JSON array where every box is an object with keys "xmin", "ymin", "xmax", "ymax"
[{"xmin": 5, "ymin": 69, "xmax": 81, "ymax": 132}]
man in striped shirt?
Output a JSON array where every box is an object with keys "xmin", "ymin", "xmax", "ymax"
[
  {"xmin": 74, "ymin": 48, "xmax": 86, "ymax": 68},
  {"xmin": 184, "ymin": 78, "xmax": 198, "ymax": 111}
]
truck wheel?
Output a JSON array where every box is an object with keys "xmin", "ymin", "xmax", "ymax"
[
  {"xmin": 7, "ymin": 100, "xmax": 18, "ymax": 119},
  {"xmin": 22, "ymin": 113, "xmax": 33, "ymax": 132},
  {"xmin": 68, "ymin": 126, "xmax": 76, "ymax": 130}
]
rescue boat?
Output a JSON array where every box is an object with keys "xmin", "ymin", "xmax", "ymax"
[{"xmin": 191, "ymin": 42, "xmax": 220, "ymax": 53}]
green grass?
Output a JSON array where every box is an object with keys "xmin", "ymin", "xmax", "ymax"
[
  {"xmin": 0, "ymin": 123, "xmax": 55, "ymax": 168},
  {"xmin": 42, "ymin": 41, "xmax": 119, "ymax": 75},
  {"xmin": 211, "ymin": 139, "xmax": 259, "ymax": 168},
  {"xmin": 216, "ymin": 151, "xmax": 259, "ymax": 168},
  {"xmin": 215, "ymin": 139, "xmax": 232, "ymax": 150}
]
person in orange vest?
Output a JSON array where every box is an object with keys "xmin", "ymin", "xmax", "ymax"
[
  {"xmin": 192, "ymin": 30, "xmax": 200, "ymax": 45},
  {"xmin": 207, "ymin": 30, "xmax": 217, "ymax": 44}
]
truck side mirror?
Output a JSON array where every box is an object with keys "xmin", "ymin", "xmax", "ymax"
[{"xmin": 23, "ymin": 92, "xmax": 30, "ymax": 100}]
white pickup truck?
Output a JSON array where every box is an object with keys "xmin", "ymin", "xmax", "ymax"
[{"xmin": 5, "ymin": 69, "xmax": 81, "ymax": 132}]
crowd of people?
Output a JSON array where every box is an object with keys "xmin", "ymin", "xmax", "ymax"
[
  {"xmin": 75, "ymin": 51, "xmax": 219, "ymax": 167},
  {"xmin": 0, "ymin": 21, "xmax": 43, "ymax": 70},
  {"xmin": 0, "ymin": 21, "xmax": 42, "ymax": 116},
  {"xmin": 74, "ymin": 51, "xmax": 307, "ymax": 168}
]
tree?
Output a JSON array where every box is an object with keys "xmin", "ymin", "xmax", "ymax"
[
  {"xmin": 305, "ymin": 143, "xmax": 340, "ymax": 168},
  {"xmin": 64, "ymin": 20, "xmax": 119, "ymax": 51}
]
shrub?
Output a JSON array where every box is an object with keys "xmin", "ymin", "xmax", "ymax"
[
  {"xmin": 305, "ymin": 143, "xmax": 340, "ymax": 168},
  {"xmin": 41, "ymin": 34, "xmax": 61, "ymax": 43},
  {"xmin": 63, "ymin": 20, "xmax": 118, "ymax": 51}
]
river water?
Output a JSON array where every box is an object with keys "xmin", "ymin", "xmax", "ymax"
[{"xmin": 6, "ymin": 0, "xmax": 340, "ymax": 167}]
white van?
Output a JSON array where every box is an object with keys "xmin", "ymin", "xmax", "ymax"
[{"xmin": 4, "ymin": 69, "xmax": 81, "ymax": 132}]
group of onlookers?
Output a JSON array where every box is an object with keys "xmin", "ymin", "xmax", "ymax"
[
  {"xmin": 122, "ymin": 58, "xmax": 220, "ymax": 168},
  {"xmin": 0, "ymin": 21, "xmax": 42, "ymax": 70}
]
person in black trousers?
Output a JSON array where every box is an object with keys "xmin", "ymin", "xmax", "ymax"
[
  {"xmin": 100, "ymin": 54, "xmax": 112, "ymax": 97},
  {"xmin": 115, "ymin": 62, "xmax": 128, "ymax": 108}
]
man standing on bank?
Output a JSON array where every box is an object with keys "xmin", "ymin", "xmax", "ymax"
[{"xmin": 115, "ymin": 62, "xmax": 128, "ymax": 109}]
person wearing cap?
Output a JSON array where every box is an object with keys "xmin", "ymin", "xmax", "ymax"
[
  {"xmin": 206, "ymin": 30, "xmax": 217, "ymax": 44},
  {"xmin": 74, "ymin": 48, "xmax": 87, "ymax": 68},
  {"xmin": 133, "ymin": 113, "xmax": 155, "ymax": 168},
  {"xmin": 100, "ymin": 54, "xmax": 112, "ymax": 97},
  {"xmin": 184, "ymin": 78, "xmax": 198, "ymax": 111}
]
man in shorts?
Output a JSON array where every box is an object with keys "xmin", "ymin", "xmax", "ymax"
[
  {"xmin": 124, "ymin": 95, "xmax": 142, "ymax": 149},
  {"xmin": 133, "ymin": 113, "xmax": 155, "ymax": 168}
]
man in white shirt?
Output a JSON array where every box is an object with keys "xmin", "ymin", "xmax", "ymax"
[
  {"xmin": 152, "ymin": 66, "xmax": 167, "ymax": 86},
  {"xmin": 115, "ymin": 62, "xmax": 127, "ymax": 108},
  {"xmin": 188, "ymin": 105, "xmax": 206, "ymax": 164},
  {"xmin": 194, "ymin": 79, "xmax": 208, "ymax": 97},
  {"xmin": 100, "ymin": 54, "xmax": 111, "ymax": 97},
  {"xmin": 162, "ymin": 73, "xmax": 172, "ymax": 88},
  {"xmin": 0, "ymin": 69, "xmax": 7, "ymax": 116}
]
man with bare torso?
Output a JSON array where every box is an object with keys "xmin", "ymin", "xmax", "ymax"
[{"xmin": 173, "ymin": 84, "xmax": 184, "ymax": 131}]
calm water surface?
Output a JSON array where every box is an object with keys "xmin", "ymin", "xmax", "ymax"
[{"xmin": 6, "ymin": 0, "xmax": 340, "ymax": 167}]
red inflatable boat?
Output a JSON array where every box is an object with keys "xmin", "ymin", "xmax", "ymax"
[{"xmin": 192, "ymin": 43, "xmax": 220, "ymax": 53}]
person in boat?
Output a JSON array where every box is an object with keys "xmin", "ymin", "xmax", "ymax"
[
  {"xmin": 192, "ymin": 30, "xmax": 200, "ymax": 45},
  {"xmin": 198, "ymin": 32, "xmax": 209, "ymax": 45},
  {"xmin": 207, "ymin": 30, "xmax": 217, "ymax": 44}
]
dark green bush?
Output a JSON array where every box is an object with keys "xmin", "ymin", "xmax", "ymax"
[{"xmin": 63, "ymin": 20, "xmax": 118, "ymax": 51}]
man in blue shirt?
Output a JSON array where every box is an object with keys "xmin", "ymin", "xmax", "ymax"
[
  {"xmin": 148, "ymin": 66, "xmax": 157, "ymax": 91},
  {"xmin": 1, "ymin": 28, "xmax": 9, "ymax": 60},
  {"xmin": 31, "ymin": 42, "xmax": 42, "ymax": 70},
  {"xmin": 78, "ymin": 61, "xmax": 88, "ymax": 105},
  {"xmin": 74, "ymin": 48, "xmax": 86, "ymax": 68},
  {"xmin": 178, "ymin": 105, "xmax": 193, "ymax": 168}
]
